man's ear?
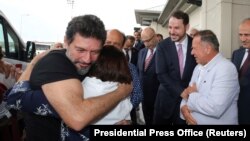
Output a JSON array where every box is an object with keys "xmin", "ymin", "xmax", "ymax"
[{"xmin": 205, "ymin": 44, "xmax": 212, "ymax": 55}]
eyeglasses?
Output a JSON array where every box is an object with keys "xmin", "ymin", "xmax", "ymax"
[{"xmin": 142, "ymin": 35, "xmax": 155, "ymax": 43}]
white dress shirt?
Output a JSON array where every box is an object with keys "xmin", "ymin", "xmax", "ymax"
[{"xmin": 240, "ymin": 49, "xmax": 250, "ymax": 68}]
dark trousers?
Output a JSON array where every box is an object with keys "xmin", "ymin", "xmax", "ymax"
[
  {"xmin": 153, "ymin": 103, "xmax": 186, "ymax": 125},
  {"xmin": 130, "ymin": 108, "xmax": 137, "ymax": 125},
  {"xmin": 142, "ymin": 102, "xmax": 154, "ymax": 125}
]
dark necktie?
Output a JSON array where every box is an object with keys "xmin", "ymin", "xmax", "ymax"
[
  {"xmin": 240, "ymin": 49, "xmax": 250, "ymax": 78},
  {"xmin": 144, "ymin": 49, "xmax": 153, "ymax": 71},
  {"xmin": 125, "ymin": 49, "xmax": 130, "ymax": 62}
]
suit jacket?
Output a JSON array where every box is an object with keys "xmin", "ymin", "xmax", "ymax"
[
  {"xmin": 130, "ymin": 48, "xmax": 139, "ymax": 66},
  {"xmin": 181, "ymin": 54, "xmax": 239, "ymax": 124},
  {"xmin": 137, "ymin": 47, "xmax": 159, "ymax": 124},
  {"xmin": 232, "ymin": 47, "xmax": 250, "ymax": 124},
  {"xmin": 154, "ymin": 36, "xmax": 197, "ymax": 121},
  {"xmin": 134, "ymin": 40, "xmax": 145, "ymax": 51}
]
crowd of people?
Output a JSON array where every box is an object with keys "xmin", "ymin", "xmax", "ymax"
[{"xmin": 0, "ymin": 9, "xmax": 250, "ymax": 141}]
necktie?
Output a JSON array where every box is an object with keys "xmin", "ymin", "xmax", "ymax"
[
  {"xmin": 240, "ymin": 49, "xmax": 250, "ymax": 78},
  {"xmin": 177, "ymin": 44, "xmax": 184, "ymax": 77},
  {"xmin": 125, "ymin": 49, "xmax": 130, "ymax": 62},
  {"xmin": 144, "ymin": 49, "xmax": 153, "ymax": 71}
]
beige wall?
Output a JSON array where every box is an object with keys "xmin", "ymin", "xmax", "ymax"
[
  {"xmin": 189, "ymin": 7, "xmax": 202, "ymax": 32},
  {"xmin": 199, "ymin": 0, "xmax": 250, "ymax": 58},
  {"xmin": 151, "ymin": 0, "xmax": 250, "ymax": 58},
  {"xmin": 151, "ymin": 21, "xmax": 168, "ymax": 39}
]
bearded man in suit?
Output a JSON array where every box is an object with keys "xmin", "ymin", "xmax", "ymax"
[{"xmin": 153, "ymin": 10, "xmax": 197, "ymax": 125}]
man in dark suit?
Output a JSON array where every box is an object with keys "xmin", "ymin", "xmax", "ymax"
[
  {"xmin": 231, "ymin": 18, "xmax": 250, "ymax": 124},
  {"xmin": 123, "ymin": 35, "xmax": 139, "ymax": 66},
  {"xmin": 137, "ymin": 27, "xmax": 159, "ymax": 125},
  {"xmin": 133, "ymin": 30, "xmax": 145, "ymax": 51},
  {"xmin": 153, "ymin": 10, "xmax": 197, "ymax": 125}
]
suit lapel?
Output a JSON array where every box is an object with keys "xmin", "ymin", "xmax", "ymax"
[
  {"xmin": 236, "ymin": 49, "xmax": 245, "ymax": 70},
  {"xmin": 183, "ymin": 36, "xmax": 192, "ymax": 79}
]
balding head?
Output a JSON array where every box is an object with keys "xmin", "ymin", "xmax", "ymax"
[
  {"xmin": 53, "ymin": 42, "xmax": 63, "ymax": 48},
  {"xmin": 239, "ymin": 18, "xmax": 250, "ymax": 48},
  {"xmin": 141, "ymin": 27, "xmax": 155, "ymax": 39},
  {"xmin": 105, "ymin": 29, "xmax": 125, "ymax": 50},
  {"xmin": 141, "ymin": 27, "xmax": 158, "ymax": 49}
]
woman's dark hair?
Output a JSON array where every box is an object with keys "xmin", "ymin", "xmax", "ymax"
[{"xmin": 88, "ymin": 45, "xmax": 132, "ymax": 83}]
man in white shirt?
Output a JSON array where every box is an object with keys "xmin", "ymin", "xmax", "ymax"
[{"xmin": 180, "ymin": 30, "xmax": 240, "ymax": 125}]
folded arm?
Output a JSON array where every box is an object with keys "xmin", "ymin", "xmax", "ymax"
[{"xmin": 187, "ymin": 65, "xmax": 239, "ymax": 118}]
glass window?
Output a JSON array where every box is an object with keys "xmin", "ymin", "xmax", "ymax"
[
  {"xmin": 7, "ymin": 31, "xmax": 19, "ymax": 54},
  {"xmin": 0, "ymin": 19, "xmax": 5, "ymax": 55},
  {"xmin": 0, "ymin": 16, "xmax": 20, "ymax": 59}
]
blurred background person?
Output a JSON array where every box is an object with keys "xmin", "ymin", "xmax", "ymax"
[
  {"xmin": 156, "ymin": 33, "xmax": 163, "ymax": 42},
  {"xmin": 0, "ymin": 45, "xmax": 23, "ymax": 141},
  {"xmin": 189, "ymin": 28, "xmax": 199, "ymax": 38},
  {"xmin": 133, "ymin": 30, "xmax": 145, "ymax": 51},
  {"xmin": 53, "ymin": 42, "xmax": 63, "ymax": 49},
  {"xmin": 0, "ymin": 46, "xmax": 21, "ymax": 89},
  {"xmin": 123, "ymin": 35, "xmax": 138, "ymax": 66}
]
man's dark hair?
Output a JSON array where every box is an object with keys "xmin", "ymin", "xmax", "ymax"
[
  {"xmin": 156, "ymin": 34, "xmax": 163, "ymax": 40},
  {"xmin": 88, "ymin": 45, "xmax": 132, "ymax": 83},
  {"xmin": 195, "ymin": 30, "xmax": 220, "ymax": 51},
  {"xmin": 171, "ymin": 10, "xmax": 189, "ymax": 25},
  {"xmin": 65, "ymin": 15, "xmax": 106, "ymax": 45},
  {"xmin": 126, "ymin": 35, "xmax": 135, "ymax": 43}
]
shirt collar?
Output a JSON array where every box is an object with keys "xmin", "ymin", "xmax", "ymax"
[
  {"xmin": 175, "ymin": 35, "xmax": 188, "ymax": 48},
  {"xmin": 200, "ymin": 53, "xmax": 221, "ymax": 71}
]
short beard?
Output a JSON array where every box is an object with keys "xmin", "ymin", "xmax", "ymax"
[
  {"xmin": 77, "ymin": 66, "xmax": 91, "ymax": 75},
  {"xmin": 65, "ymin": 51, "xmax": 91, "ymax": 75}
]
